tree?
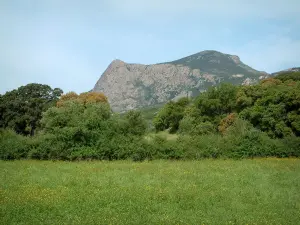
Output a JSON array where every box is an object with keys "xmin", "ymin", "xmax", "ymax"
[
  {"xmin": 124, "ymin": 110, "xmax": 147, "ymax": 136},
  {"xmin": 179, "ymin": 116, "xmax": 215, "ymax": 135},
  {"xmin": 57, "ymin": 91, "xmax": 108, "ymax": 107},
  {"xmin": 153, "ymin": 97, "xmax": 190, "ymax": 133},
  {"xmin": 0, "ymin": 83, "xmax": 63, "ymax": 136},
  {"xmin": 218, "ymin": 113, "xmax": 238, "ymax": 134},
  {"xmin": 275, "ymin": 71, "xmax": 300, "ymax": 82},
  {"xmin": 56, "ymin": 92, "xmax": 78, "ymax": 107},
  {"xmin": 195, "ymin": 83, "xmax": 238, "ymax": 117},
  {"xmin": 37, "ymin": 96, "xmax": 149, "ymax": 160},
  {"xmin": 239, "ymin": 78, "xmax": 300, "ymax": 138}
]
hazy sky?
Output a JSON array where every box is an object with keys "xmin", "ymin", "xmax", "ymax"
[{"xmin": 1, "ymin": 0, "xmax": 300, "ymax": 94}]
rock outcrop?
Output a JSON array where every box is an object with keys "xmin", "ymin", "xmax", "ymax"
[{"xmin": 93, "ymin": 50, "xmax": 269, "ymax": 111}]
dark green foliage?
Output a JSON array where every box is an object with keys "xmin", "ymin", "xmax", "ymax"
[
  {"xmin": 153, "ymin": 97, "xmax": 190, "ymax": 133},
  {"xmin": 238, "ymin": 78, "xmax": 300, "ymax": 138},
  {"xmin": 147, "ymin": 136, "xmax": 184, "ymax": 160},
  {"xmin": 124, "ymin": 110, "xmax": 147, "ymax": 135},
  {"xmin": 195, "ymin": 83, "xmax": 238, "ymax": 117},
  {"xmin": 177, "ymin": 119, "xmax": 300, "ymax": 159},
  {"xmin": 175, "ymin": 83, "xmax": 239, "ymax": 133},
  {"xmin": 220, "ymin": 119, "xmax": 281, "ymax": 158},
  {"xmin": 28, "ymin": 133, "xmax": 69, "ymax": 160},
  {"xmin": 0, "ymin": 129, "xmax": 31, "ymax": 160},
  {"xmin": 275, "ymin": 71, "xmax": 300, "ymax": 82},
  {"xmin": 179, "ymin": 117, "xmax": 215, "ymax": 135},
  {"xmin": 14, "ymin": 99, "xmax": 149, "ymax": 161},
  {"xmin": 1, "ymin": 75, "xmax": 300, "ymax": 161},
  {"xmin": 177, "ymin": 134, "xmax": 222, "ymax": 159},
  {"xmin": 279, "ymin": 136, "xmax": 300, "ymax": 157},
  {"xmin": 175, "ymin": 74, "xmax": 300, "ymax": 138},
  {"xmin": 0, "ymin": 83, "xmax": 62, "ymax": 136}
]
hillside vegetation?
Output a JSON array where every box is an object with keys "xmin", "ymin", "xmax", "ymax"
[{"xmin": 0, "ymin": 72, "xmax": 300, "ymax": 160}]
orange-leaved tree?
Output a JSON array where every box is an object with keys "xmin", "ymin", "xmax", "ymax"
[
  {"xmin": 218, "ymin": 113, "xmax": 237, "ymax": 134},
  {"xmin": 78, "ymin": 92, "xmax": 108, "ymax": 105},
  {"xmin": 57, "ymin": 92, "xmax": 108, "ymax": 107}
]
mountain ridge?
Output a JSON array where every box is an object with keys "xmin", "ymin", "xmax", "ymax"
[
  {"xmin": 272, "ymin": 67, "xmax": 300, "ymax": 76},
  {"xmin": 93, "ymin": 50, "xmax": 269, "ymax": 112}
]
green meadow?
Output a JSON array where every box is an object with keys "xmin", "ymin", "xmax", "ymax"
[{"xmin": 1, "ymin": 159, "xmax": 300, "ymax": 225}]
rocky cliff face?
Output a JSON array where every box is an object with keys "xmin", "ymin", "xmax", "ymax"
[{"xmin": 93, "ymin": 50, "xmax": 269, "ymax": 112}]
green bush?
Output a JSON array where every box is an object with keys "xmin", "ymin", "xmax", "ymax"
[
  {"xmin": 1, "ymin": 88, "xmax": 299, "ymax": 161},
  {"xmin": 153, "ymin": 98, "xmax": 189, "ymax": 133},
  {"xmin": 220, "ymin": 119, "xmax": 294, "ymax": 158},
  {"xmin": 124, "ymin": 110, "xmax": 147, "ymax": 136},
  {"xmin": 178, "ymin": 134, "xmax": 222, "ymax": 159},
  {"xmin": 175, "ymin": 118, "xmax": 300, "ymax": 160},
  {"xmin": 277, "ymin": 136, "xmax": 300, "ymax": 157},
  {"xmin": 179, "ymin": 117, "xmax": 215, "ymax": 135},
  {"xmin": 70, "ymin": 147, "xmax": 98, "ymax": 160},
  {"xmin": 0, "ymin": 129, "xmax": 31, "ymax": 160},
  {"xmin": 28, "ymin": 133, "xmax": 68, "ymax": 160}
]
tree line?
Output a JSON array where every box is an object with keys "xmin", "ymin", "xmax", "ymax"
[
  {"xmin": 154, "ymin": 73, "xmax": 300, "ymax": 138},
  {"xmin": 1, "ymin": 72, "xmax": 299, "ymax": 160}
]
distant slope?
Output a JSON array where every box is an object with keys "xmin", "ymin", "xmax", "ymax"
[
  {"xmin": 272, "ymin": 67, "xmax": 300, "ymax": 76},
  {"xmin": 93, "ymin": 50, "xmax": 269, "ymax": 112},
  {"xmin": 273, "ymin": 69, "xmax": 300, "ymax": 82}
]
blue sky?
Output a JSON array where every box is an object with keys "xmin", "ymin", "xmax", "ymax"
[{"xmin": 1, "ymin": 0, "xmax": 300, "ymax": 94}]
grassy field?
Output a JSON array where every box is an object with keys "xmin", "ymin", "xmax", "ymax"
[{"xmin": 1, "ymin": 159, "xmax": 300, "ymax": 225}]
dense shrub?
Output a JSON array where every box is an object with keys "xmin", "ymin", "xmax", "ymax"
[
  {"xmin": 237, "ymin": 79, "xmax": 300, "ymax": 138},
  {"xmin": 1, "ymin": 76, "xmax": 300, "ymax": 161},
  {"xmin": 179, "ymin": 117, "xmax": 215, "ymax": 136},
  {"xmin": 1, "ymin": 123, "xmax": 299, "ymax": 161},
  {"xmin": 275, "ymin": 71, "xmax": 300, "ymax": 82},
  {"xmin": 194, "ymin": 83, "xmax": 238, "ymax": 118},
  {"xmin": 177, "ymin": 134, "xmax": 222, "ymax": 159},
  {"xmin": 277, "ymin": 136, "xmax": 300, "ymax": 157},
  {"xmin": 124, "ymin": 110, "xmax": 147, "ymax": 136},
  {"xmin": 24, "ymin": 100, "xmax": 149, "ymax": 161},
  {"xmin": 0, "ymin": 129, "xmax": 31, "ymax": 160},
  {"xmin": 153, "ymin": 97, "xmax": 189, "ymax": 133},
  {"xmin": 176, "ymin": 119, "xmax": 300, "ymax": 159},
  {"xmin": 219, "ymin": 119, "xmax": 296, "ymax": 158}
]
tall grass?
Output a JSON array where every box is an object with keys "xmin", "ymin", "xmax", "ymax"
[{"xmin": 1, "ymin": 159, "xmax": 300, "ymax": 224}]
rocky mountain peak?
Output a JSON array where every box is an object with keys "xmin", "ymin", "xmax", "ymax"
[
  {"xmin": 107, "ymin": 59, "xmax": 126, "ymax": 70},
  {"xmin": 93, "ymin": 51, "xmax": 269, "ymax": 112}
]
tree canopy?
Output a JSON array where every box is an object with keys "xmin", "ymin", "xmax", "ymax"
[
  {"xmin": 56, "ymin": 91, "xmax": 108, "ymax": 107},
  {"xmin": 0, "ymin": 83, "xmax": 63, "ymax": 135},
  {"xmin": 154, "ymin": 73, "xmax": 300, "ymax": 138},
  {"xmin": 1, "ymin": 73, "xmax": 300, "ymax": 161},
  {"xmin": 153, "ymin": 97, "xmax": 190, "ymax": 133}
]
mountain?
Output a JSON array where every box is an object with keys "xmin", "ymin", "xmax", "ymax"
[
  {"xmin": 93, "ymin": 50, "xmax": 269, "ymax": 112},
  {"xmin": 272, "ymin": 67, "xmax": 300, "ymax": 76}
]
